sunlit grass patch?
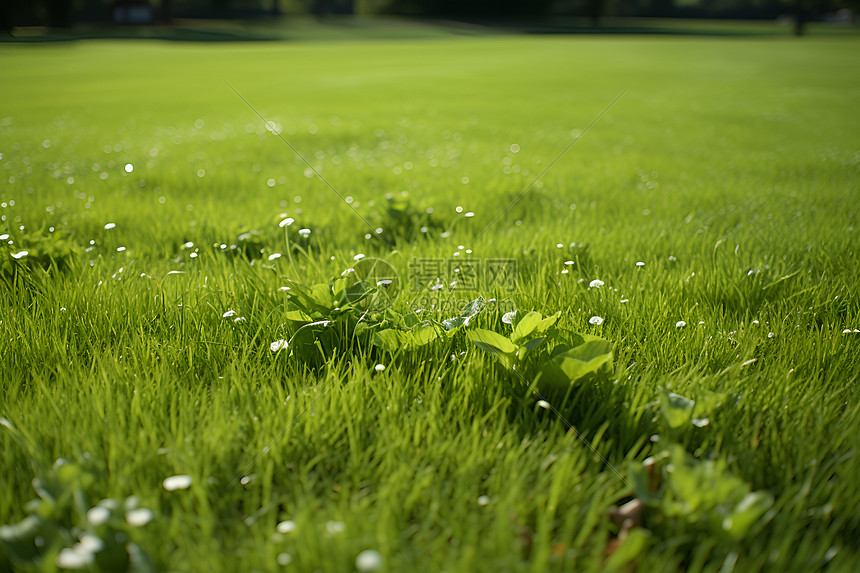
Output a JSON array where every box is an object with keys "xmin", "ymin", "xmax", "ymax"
[{"xmin": 2, "ymin": 25, "xmax": 860, "ymax": 572}]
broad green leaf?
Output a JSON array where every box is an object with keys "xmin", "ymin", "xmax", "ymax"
[
  {"xmin": 512, "ymin": 311, "xmax": 542, "ymax": 342},
  {"xmin": 519, "ymin": 337, "xmax": 546, "ymax": 358},
  {"xmin": 284, "ymin": 309, "xmax": 313, "ymax": 323},
  {"xmin": 467, "ymin": 328, "xmax": 517, "ymax": 355},
  {"xmin": 661, "ymin": 392, "xmax": 695, "ymax": 429},
  {"xmin": 373, "ymin": 329, "xmax": 409, "ymax": 353},
  {"xmin": 309, "ymin": 283, "xmax": 334, "ymax": 309},
  {"xmin": 535, "ymin": 312, "xmax": 561, "ymax": 334},
  {"xmin": 403, "ymin": 313, "xmax": 423, "ymax": 328},
  {"xmin": 409, "ymin": 324, "xmax": 439, "ymax": 347},
  {"xmin": 540, "ymin": 339, "xmax": 614, "ymax": 390},
  {"xmin": 331, "ymin": 277, "xmax": 349, "ymax": 302}
]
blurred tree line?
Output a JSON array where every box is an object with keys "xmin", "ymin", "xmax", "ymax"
[{"xmin": 1, "ymin": 0, "xmax": 856, "ymax": 34}]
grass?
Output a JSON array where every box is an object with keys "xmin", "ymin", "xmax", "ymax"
[{"xmin": 1, "ymin": 19, "xmax": 860, "ymax": 572}]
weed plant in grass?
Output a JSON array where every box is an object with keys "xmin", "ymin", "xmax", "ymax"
[{"xmin": 2, "ymin": 22, "xmax": 860, "ymax": 572}]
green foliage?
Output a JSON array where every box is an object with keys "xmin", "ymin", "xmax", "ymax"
[
  {"xmin": 629, "ymin": 445, "xmax": 774, "ymax": 541},
  {"xmin": 0, "ymin": 226, "xmax": 79, "ymax": 280},
  {"xmin": 467, "ymin": 310, "xmax": 615, "ymax": 397},
  {"xmin": 0, "ymin": 458, "xmax": 154, "ymax": 573}
]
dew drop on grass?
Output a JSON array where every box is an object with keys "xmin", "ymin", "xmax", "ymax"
[{"xmin": 537, "ymin": 400, "xmax": 550, "ymax": 409}]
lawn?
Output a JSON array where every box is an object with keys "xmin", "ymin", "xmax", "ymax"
[{"xmin": 1, "ymin": 20, "xmax": 860, "ymax": 572}]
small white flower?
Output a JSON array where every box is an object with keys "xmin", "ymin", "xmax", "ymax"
[
  {"xmin": 676, "ymin": 321, "xmax": 687, "ymax": 328},
  {"xmin": 78, "ymin": 534, "xmax": 103, "ymax": 553},
  {"xmin": 353, "ymin": 253, "xmax": 365, "ymax": 261},
  {"xmin": 477, "ymin": 495, "xmax": 490, "ymax": 506},
  {"xmin": 104, "ymin": 222, "xmax": 116, "ymax": 230},
  {"xmin": 116, "ymin": 246, "xmax": 126, "ymax": 252},
  {"xmin": 126, "ymin": 508, "xmax": 153, "ymax": 527},
  {"xmin": 537, "ymin": 400, "xmax": 550, "ymax": 409},
  {"xmin": 233, "ymin": 316, "xmax": 246, "ymax": 323},
  {"xmin": 589, "ymin": 316, "xmax": 604, "ymax": 326},
  {"xmin": 502, "ymin": 310, "xmax": 517, "ymax": 324},
  {"xmin": 166, "ymin": 270, "xmax": 184, "ymax": 275},
  {"xmin": 124, "ymin": 163, "xmax": 133, "ymax": 173},
  {"xmin": 636, "ymin": 261, "xmax": 645, "ymax": 267},
  {"xmin": 374, "ymin": 364, "xmax": 385, "ymax": 372},
  {"xmin": 298, "ymin": 228, "xmax": 311, "ymax": 238},
  {"xmin": 162, "ymin": 474, "xmax": 192, "ymax": 491},
  {"xmin": 10, "ymin": 250, "xmax": 28, "ymax": 259},
  {"xmin": 56, "ymin": 547, "xmax": 95, "ymax": 569},
  {"xmin": 564, "ymin": 260, "xmax": 575, "ymax": 265},
  {"xmin": 279, "ymin": 217, "xmax": 294, "ymax": 228},
  {"xmin": 268, "ymin": 253, "xmax": 282, "ymax": 261},
  {"xmin": 222, "ymin": 310, "xmax": 237, "ymax": 318},
  {"xmin": 355, "ymin": 549, "xmax": 383, "ymax": 572},
  {"xmin": 589, "ymin": 279, "xmax": 604, "ymax": 288},
  {"xmin": 276, "ymin": 520, "xmax": 296, "ymax": 534},
  {"xmin": 270, "ymin": 339, "xmax": 288, "ymax": 352},
  {"xmin": 277, "ymin": 553, "xmax": 293, "ymax": 566},
  {"xmin": 87, "ymin": 506, "xmax": 111, "ymax": 526}
]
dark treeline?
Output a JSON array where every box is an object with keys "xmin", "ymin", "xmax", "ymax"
[{"xmin": 2, "ymin": 0, "xmax": 856, "ymax": 35}]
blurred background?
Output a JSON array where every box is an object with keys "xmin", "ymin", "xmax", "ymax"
[{"xmin": 1, "ymin": 0, "xmax": 856, "ymax": 37}]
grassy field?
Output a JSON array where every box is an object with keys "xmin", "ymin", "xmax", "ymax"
[{"xmin": 2, "ymin": 20, "xmax": 860, "ymax": 572}]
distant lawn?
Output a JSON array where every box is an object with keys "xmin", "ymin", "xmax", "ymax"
[{"xmin": 1, "ymin": 25, "xmax": 859, "ymax": 572}]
